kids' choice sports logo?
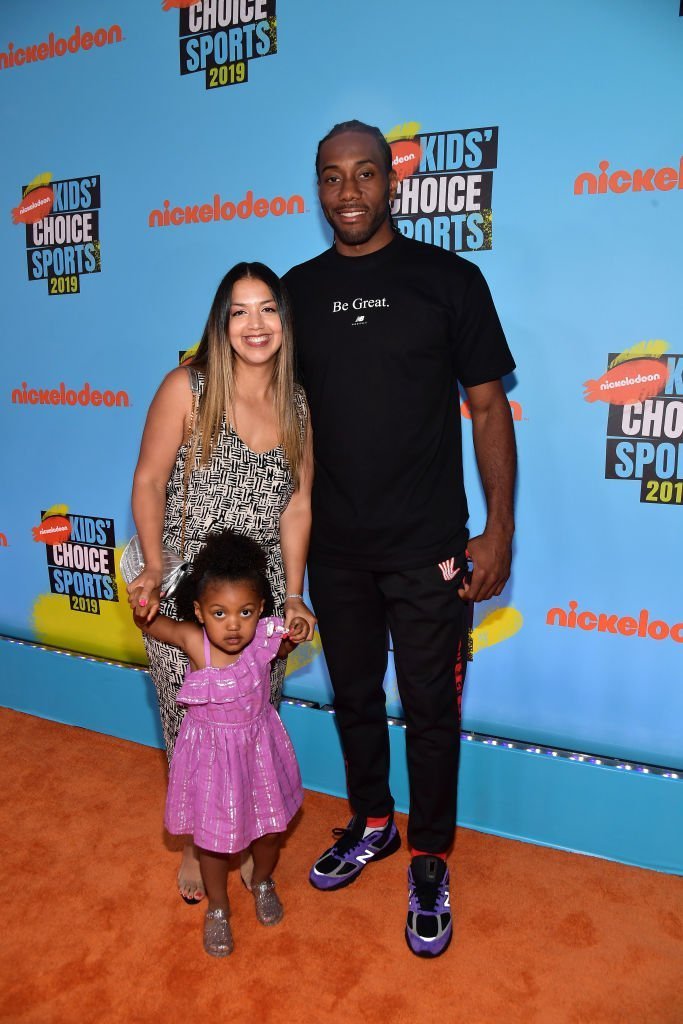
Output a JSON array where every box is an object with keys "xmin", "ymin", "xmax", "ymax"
[
  {"xmin": 386, "ymin": 120, "xmax": 498, "ymax": 252},
  {"xmin": 13, "ymin": 172, "xmax": 101, "ymax": 295},
  {"xmin": 166, "ymin": 0, "xmax": 277, "ymax": 91},
  {"xmin": 33, "ymin": 508, "xmax": 118, "ymax": 615},
  {"xmin": 584, "ymin": 340, "xmax": 683, "ymax": 506}
]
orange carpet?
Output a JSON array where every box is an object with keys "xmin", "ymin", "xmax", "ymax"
[{"xmin": 1, "ymin": 708, "xmax": 681, "ymax": 1024}]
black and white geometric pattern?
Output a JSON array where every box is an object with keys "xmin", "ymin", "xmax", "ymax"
[{"xmin": 144, "ymin": 368, "xmax": 308, "ymax": 761}]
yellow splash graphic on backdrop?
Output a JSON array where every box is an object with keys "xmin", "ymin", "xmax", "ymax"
[
  {"xmin": 472, "ymin": 605, "xmax": 523, "ymax": 654},
  {"xmin": 32, "ymin": 544, "xmax": 147, "ymax": 664},
  {"xmin": 385, "ymin": 121, "xmax": 421, "ymax": 143},
  {"xmin": 383, "ymin": 605, "xmax": 523, "ymax": 708},
  {"xmin": 23, "ymin": 171, "xmax": 52, "ymax": 198},
  {"xmin": 41, "ymin": 502, "xmax": 69, "ymax": 519},
  {"xmin": 285, "ymin": 630, "xmax": 323, "ymax": 676},
  {"xmin": 180, "ymin": 340, "xmax": 200, "ymax": 364},
  {"xmin": 608, "ymin": 339, "xmax": 668, "ymax": 370}
]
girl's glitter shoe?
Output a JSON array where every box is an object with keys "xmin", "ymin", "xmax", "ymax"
[
  {"xmin": 252, "ymin": 879, "xmax": 283, "ymax": 926},
  {"xmin": 203, "ymin": 907, "xmax": 234, "ymax": 957}
]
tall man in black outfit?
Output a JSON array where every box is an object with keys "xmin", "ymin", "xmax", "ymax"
[{"xmin": 283, "ymin": 121, "xmax": 516, "ymax": 958}]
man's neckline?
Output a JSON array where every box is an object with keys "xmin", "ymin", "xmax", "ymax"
[{"xmin": 330, "ymin": 232, "xmax": 402, "ymax": 262}]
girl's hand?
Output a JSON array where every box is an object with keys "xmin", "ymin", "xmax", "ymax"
[
  {"xmin": 283, "ymin": 596, "xmax": 316, "ymax": 640},
  {"xmin": 277, "ymin": 617, "xmax": 308, "ymax": 658},
  {"xmin": 126, "ymin": 569, "xmax": 162, "ymax": 623},
  {"xmin": 132, "ymin": 607, "xmax": 151, "ymax": 631}
]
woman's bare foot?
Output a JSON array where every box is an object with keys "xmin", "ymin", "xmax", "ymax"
[{"xmin": 177, "ymin": 841, "xmax": 205, "ymax": 903}]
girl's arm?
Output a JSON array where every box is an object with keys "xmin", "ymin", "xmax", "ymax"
[
  {"xmin": 128, "ymin": 368, "xmax": 193, "ymax": 623},
  {"xmin": 280, "ymin": 420, "xmax": 316, "ymax": 639},
  {"xmin": 133, "ymin": 610, "xmax": 202, "ymax": 662}
]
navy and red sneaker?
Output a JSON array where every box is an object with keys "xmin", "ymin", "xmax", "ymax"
[
  {"xmin": 309, "ymin": 814, "xmax": 401, "ymax": 891},
  {"xmin": 405, "ymin": 855, "xmax": 452, "ymax": 958}
]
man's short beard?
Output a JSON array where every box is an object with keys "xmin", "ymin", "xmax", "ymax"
[{"xmin": 325, "ymin": 207, "xmax": 392, "ymax": 247}]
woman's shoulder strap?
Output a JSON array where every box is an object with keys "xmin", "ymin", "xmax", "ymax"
[{"xmin": 185, "ymin": 364, "xmax": 205, "ymax": 396}]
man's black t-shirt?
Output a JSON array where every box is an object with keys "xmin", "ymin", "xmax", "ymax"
[{"xmin": 283, "ymin": 232, "xmax": 515, "ymax": 571}]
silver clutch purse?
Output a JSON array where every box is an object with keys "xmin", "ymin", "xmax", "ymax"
[{"xmin": 119, "ymin": 535, "xmax": 190, "ymax": 599}]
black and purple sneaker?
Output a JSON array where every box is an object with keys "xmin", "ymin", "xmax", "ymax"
[
  {"xmin": 405, "ymin": 855, "xmax": 452, "ymax": 958},
  {"xmin": 309, "ymin": 814, "xmax": 401, "ymax": 891}
]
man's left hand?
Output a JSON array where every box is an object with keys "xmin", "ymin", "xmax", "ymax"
[{"xmin": 457, "ymin": 531, "xmax": 512, "ymax": 602}]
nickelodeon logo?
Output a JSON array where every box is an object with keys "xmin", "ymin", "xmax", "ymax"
[
  {"xmin": 11, "ymin": 382, "xmax": 129, "ymax": 408},
  {"xmin": 0, "ymin": 25, "xmax": 123, "ymax": 70},
  {"xmin": 391, "ymin": 140, "xmax": 422, "ymax": 183},
  {"xmin": 0, "ymin": 533, "xmax": 7, "ymax": 547},
  {"xmin": 547, "ymin": 601, "xmax": 683, "ymax": 643},
  {"xmin": 574, "ymin": 158, "xmax": 683, "ymax": 196},
  {"xmin": 148, "ymin": 190, "xmax": 305, "ymax": 229},
  {"xmin": 12, "ymin": 188, "xmax": 53, "ymax": 224},
  {"xmin": 33, "ymin": 517, "xmax": 71, "ymax": 544},
  {"xmin": 583, "ymin": 340, "xmax": 670, "ymax": 407}
]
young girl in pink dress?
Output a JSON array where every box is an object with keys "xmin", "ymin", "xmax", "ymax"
[{"xmin": 134, "ymin": 529, "xmax": 305, "ymax": 957}]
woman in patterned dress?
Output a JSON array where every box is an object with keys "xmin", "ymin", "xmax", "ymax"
[{"xmin": 127, "ymin": 263, "xmax": 316, "ymax": 902}]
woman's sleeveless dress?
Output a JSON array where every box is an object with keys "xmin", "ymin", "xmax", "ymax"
[
  {"xmin": 144, "ymin": 368, "xmax": 307, "ymax": 761},
  {"xmin": 164, "ymin": 618, "xmax": 303, "ymax": 853}
]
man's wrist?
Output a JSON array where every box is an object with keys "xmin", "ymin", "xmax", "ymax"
[{"xmin": 483, "ymin": 521, "xmax": 515, "ymax": 542}]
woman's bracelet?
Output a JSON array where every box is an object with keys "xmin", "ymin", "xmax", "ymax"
[{"xmin": 285, "ymin": 593, "xmax": 303, "ymax": 601}]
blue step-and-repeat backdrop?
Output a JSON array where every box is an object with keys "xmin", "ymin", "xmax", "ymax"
[{"xmin": 1, "ymin": 0, "xmax": 681, "ymax": 768}]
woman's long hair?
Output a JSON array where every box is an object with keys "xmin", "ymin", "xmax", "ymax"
[{"xmin": 190, "ymin": 262, "xmax": 304, "ymax": 486}]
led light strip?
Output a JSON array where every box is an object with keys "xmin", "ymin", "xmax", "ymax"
[
  {"xmin": 1, "ymin": 633, "xmax": 147, "ymax": 672},
  {"xmin": 3, "ymin": 636, "xmax": 680, "ymax": 781},
  {"xmin": 460, "ymin": 732, "xmax": 680, "ymax": 780},
  {"xmin": 308, "ymin": 703, "xmax": 681, "ymax": 781}
]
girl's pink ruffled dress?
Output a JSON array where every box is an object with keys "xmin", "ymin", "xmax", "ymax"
[{"xmin": 164, "ymin": 617, "xmax": 303, "ymax": 853}]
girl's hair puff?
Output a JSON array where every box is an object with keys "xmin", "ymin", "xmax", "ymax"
[{"xmin": 175, "ymin": 529, "xmax": 274, "ymax": 622}]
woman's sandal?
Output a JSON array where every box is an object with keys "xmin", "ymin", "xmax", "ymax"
[{"xmin": 180, "ymin": 891, "xmax": 203, "ymax": 905}]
